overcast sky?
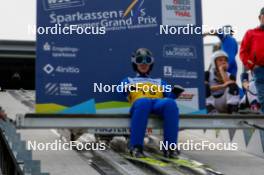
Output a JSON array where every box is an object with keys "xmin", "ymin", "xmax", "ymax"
[{"xmin": 0, "ymin": 0, "xmax": 263, "ymax": 43}]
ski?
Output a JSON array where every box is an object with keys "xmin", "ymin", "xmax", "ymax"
[
  {"xmin": 144, "ymin": 143, "xmax": 224, "ymax": 175},
  {"xmin": 122, "ymin": 153, "xmax": 185, "ymax": 175},
  {"xmin": 148, "ymin": 152, "xmax": 223, "ymax": 175}
]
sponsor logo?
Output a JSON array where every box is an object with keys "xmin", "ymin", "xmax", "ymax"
[
  {"xmin": 43, "ymin": 64, "xmax": 80, "ymax": 75},
  {"xmin": 43, "ymin": 64, "xmax": 55, "ymax": 74},
  {"xmin": 123, "ymin": 0, "xmax": 145, "ymax": 17},
  {"xmin": 164, "ymin": 66, "xmax": 173, "ymax": 76},
  {"xmin": 43, "ymin": 42, "xmax": 51, "ymax": 51},
  {"xmin": 88, "ymin": 128, "xmax": 158, "ymax": 135},
  {"xmin": 45, "ymin": 82, "xmax": 78, "ymax": 96},
  {"xmin": 164, "ymin": 67, "xmax": 198, "ymax": 79},
  {"xmin": 93, "ymin": 128, "xmax": 130, "ymax": 134},
  {"xmin": 56, "ymin": 66, "xmax": 80, "ymax": 74},
  {"xmin": 163, "ymin": 45, "xmax": 197, "ymax": 58},
  {"xmin": 42, "ymin": 42, "xmax": 80, "ymax": 58},
  {"xmin": 45, "ymin": 83, "xmax": 59, "ymax": 95},
  {"xmin": 52, "ymin": 45, "xmax": 79, "ymax": 58},
  {"xmin": 59, "ymin": 83, "xmax": 78, "ymax": 96},
  {"xmin": 162, "ymin": 0, "xmax": 196, "ymax": 25},
  {"xmin": 178, "ymin": 92, "xmax": 195, "ymax": 101},
  {"xmin": 43, "ymin": 0, "xmax": 85, "ymax": 11},
  {"xmin": 170, "ymin": 0, "xmax": 192, "ymax": 17}
]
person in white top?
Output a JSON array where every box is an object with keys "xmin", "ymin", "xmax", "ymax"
[{"xmin": 205, "ymin": 50, "xmax": 240, "ymax": 114}]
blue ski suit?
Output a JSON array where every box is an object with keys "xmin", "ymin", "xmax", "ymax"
[
  {"xmin": 121, "ymin": 75, "xmax": 179, "ymax": 149},
  {"xmin": 217, "ymin": 33, "xmax": 238, "ymax": 77}
]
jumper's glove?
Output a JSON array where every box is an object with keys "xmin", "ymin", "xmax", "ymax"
[
  {"xmin": 128, "ymin": 85, "xmax": 137, "ymax": 91},
  {"xmin": 172, "ymin": 85, "xmax": 185, "ymax": 98}
]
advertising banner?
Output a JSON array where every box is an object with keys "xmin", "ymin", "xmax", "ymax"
[{"xmin": 36, "ymin": 0, "xmax": 205, "ymax": 114}]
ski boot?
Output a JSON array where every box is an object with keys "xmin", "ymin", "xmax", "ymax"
[
  {"xmin": 130, "ymin": 146, "xmax": 145, "ymax": 158},
  {"xmin": 163, "ymin": 148, "xmax": 180, "ymax": 159}
]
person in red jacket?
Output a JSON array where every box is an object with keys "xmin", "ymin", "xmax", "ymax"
[{"xmin": 240, "ymin": 7, "xmax": 264, "ymax": 113}]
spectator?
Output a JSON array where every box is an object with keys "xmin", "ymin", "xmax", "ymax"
[
  {"xmin": 240, "ymin": 7, "xmax": 264, "ymax": 113},
  {"xmin": 205, "ymin": 50, "xmax": 240, "ymax": 114},
  {"xmin": 239, "ymin": 71, "xmax": 260, "ymax": 113},
  {"xmin": 204, "ymin": 25, "xmax": 238, "ymax": 77}
]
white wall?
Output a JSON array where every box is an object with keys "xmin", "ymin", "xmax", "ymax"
[{"xmin": 0, "ymin": 0, "xmax": 36, "ymax": 40}]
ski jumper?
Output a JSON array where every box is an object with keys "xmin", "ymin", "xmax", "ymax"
[{"xmin": 121, "ymin": 75, "xmax": 180, "ymax": 149}]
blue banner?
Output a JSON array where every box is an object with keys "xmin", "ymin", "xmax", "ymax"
[{"xmin": 36, "ymin": 0, "xmax": 205, "ymax": 114}]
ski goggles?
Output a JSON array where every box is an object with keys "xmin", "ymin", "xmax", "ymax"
[{"xmin": 132, "ymin": 56, "xmax": 154, "ymax": 65}]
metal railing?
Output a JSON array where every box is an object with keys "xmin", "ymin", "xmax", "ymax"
[{"xmin": 0, "ymin": 119, "xmax": 49, "ymax": 175}]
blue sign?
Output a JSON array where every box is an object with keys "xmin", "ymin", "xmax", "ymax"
[
  {"xmin": 43, "ymin": 0, "xmax": 85, "ymax": 11},
  {"xmin": 36, "ymin": 0, "xmax": 205, "ymax": 114}
]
